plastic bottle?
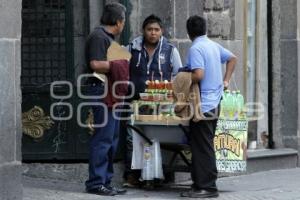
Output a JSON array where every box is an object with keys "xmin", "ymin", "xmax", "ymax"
[
  {"xmin": 236, "ymin": 90, "xmax": 245, "ymax": 119},
  {"xmin": 226, "ymin": 90, "xmax": 234, "ymax": 119},
  {"xmin": 231, "ymin": 91, "xmax": 237, "ymax": 119},
  {"xmin": 221, "ymin": 90, "xmax": 230, "ymax": 118}
]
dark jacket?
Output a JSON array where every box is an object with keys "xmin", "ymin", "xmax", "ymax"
[{"xmin": 128, "ymin": 36, "xmax": 174, "ymax": 100}]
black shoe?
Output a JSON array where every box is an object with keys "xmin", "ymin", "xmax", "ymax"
[
  {"xmin": 106, "ymin": 185, "xmax": 127, "ymax": 195},
  {"xmin": 123, "ymin": 174, "xmax": 143, "ymax": 188},
  {"xmin": 180, "ymin": 189, "xmax": 219, "ymax": 198},
  {"xmin": 86, "ymin": 185, "xmax": 117, "ymax": 196}
]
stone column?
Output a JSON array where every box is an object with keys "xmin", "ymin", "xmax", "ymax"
[
  {"xmin": 272, "ymin": 0, "xmax": 299, "ymax": 149},
  {"xmin": 271, "ymin": 0, "xmax": 283, "ymax": 148},
  {"xmin": 0, "ymin": 0, "xmax": 23, "ymax": 200},
  {"xmin": 256, "ymin": 0, "xmax": 269, "ymax": 147},
  {"xmin": 279, "ymin": 0, "xmax": 298, "ymax": 149},
  {"xmin": 74, "ymin": 0, "xmax": 89, "ymax": 80},
  {"xmin": 89, "ymin": 0, "xmax": 104, "ymax": 31},
  {"xmin": 297, "ymin": 0, "xmax": 300, "ymax": 159}
]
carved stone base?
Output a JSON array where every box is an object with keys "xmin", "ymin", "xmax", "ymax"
[{"xmin": 0, "ymin": 163, "xmax": 23, "ymax": 200}]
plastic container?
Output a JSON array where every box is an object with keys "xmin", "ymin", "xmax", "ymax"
[
  {"xmin": 221, "ymin": 90, "xmax": 230, "ymax": 118},
  {"xmin": 142, "ymin": 143, "xmax": 154, "ymax": 180},
  {"xmin": 231, "ymin": 90, "xmax": 237, "ymax": 119},
  {"xmin": 236, "ymin": 90, "xmax": 245, "ymax": 118},
  {"xmin": 139, "ymin": 93, "xmax": 149, "ymax": 101},
  {"xmin": 226, "ymin": 90, "xmax": 234, "ymax": 119}
]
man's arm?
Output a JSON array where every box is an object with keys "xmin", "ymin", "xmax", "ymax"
[
  {"xmin": 170, "ymin": 47, "xmax": 183, "ymax": 77},
  {"xmin": 88, "ymin": 35, "xmax": 111, "ymax": 73},
  {"xmin": 90, "ymin": 60, "xmax": 110, "ymax": 73},
  {"xmin": 192, "ymin": 68, "xmax": 204, "ymax": 83},
  {"xmin": 187, "ymin": 47, "xmax": 205, "ymax": 83},
  {"xmin": 223, "ymin": 56, "xmax": 237, "ymax": 88},
  {"xmin": 218, "ymin": 44, "xmax": 237, "ymax": 89}
]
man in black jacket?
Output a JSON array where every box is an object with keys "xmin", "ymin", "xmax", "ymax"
[{"xmin": 85, "ymin": 3, "xmax": 127, "ymax": 196}]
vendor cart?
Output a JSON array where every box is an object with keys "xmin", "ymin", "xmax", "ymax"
[
  {"xmin": 126, "ymin": 82, "xmax": 249, "ymax": 176},
  {"xmin": 127, "ymin": 115, "xmax": 192, "ymax": 177}
]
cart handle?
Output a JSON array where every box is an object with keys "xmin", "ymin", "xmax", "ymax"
[
  {"xmin": 178, "ymin": 124, "xmax": 190, "ymax": 141},
  {"xmin": 178, "ymin": 124, "xmax": 189, "ymax": 134},
  {"xmin": 126, "ymin": 124, "xmax": 153, "ymax": 145}
]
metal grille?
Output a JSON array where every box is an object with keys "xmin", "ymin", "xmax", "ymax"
[{"xmin": 21, "ymin": 0, "xmax": 69, "ymax": 86}]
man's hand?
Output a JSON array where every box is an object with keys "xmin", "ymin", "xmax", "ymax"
[{"xmin": 223, "ymin": 80, "xmax": 229, "ymax": 90}]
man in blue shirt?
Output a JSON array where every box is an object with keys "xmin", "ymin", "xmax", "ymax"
[{"xmin": 181, "ymin": 16, "xmax": 237, "ymax": 198}]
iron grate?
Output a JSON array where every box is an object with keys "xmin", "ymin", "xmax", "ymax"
[{"xmin": 21, "ymin": 0, "xmax": 68, "ymax": 86}]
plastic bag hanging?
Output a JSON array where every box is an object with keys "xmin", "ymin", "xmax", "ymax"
[
  {"xmin": 152, "ymin": 139, "xmax": 164, "ymax": 179},
  {"xmin": 141, "ymin": 142, "xmax": 154, "ymax": 181},
  {"xmin": 141, "ymin": 139, "xmax": 164, "ymax": 181}
]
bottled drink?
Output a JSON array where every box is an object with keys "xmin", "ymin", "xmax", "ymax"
[
  {"xmin": 236, "ymin": 90, "xmax": 245, "ymax": 119},
  {"xmin": 221, "ymin": 90, "xmax": 230, "ymax": 118},
  {"xmin": 226, "ymin": 91, "xmax": 235, "ymax": 119},
  {"xmin": 232, "ymin": 91, "xmax": 237, "ymax": 119}
]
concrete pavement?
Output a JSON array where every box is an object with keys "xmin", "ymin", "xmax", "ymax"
[{"xmin": 23, "ymin": 168, "xmax": 300, "ymax": 200}]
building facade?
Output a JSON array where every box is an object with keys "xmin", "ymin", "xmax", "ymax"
[
  {"xmin": 0, "ymin": 0, "xmax": 300, "ymax": 198},
  {"xmin": 14, "ymin": 0, "xmax": 300, "ymax": 164},
  {"xmin": 88, "ymin": 0, "xmax": 300, "ymax": 158}
]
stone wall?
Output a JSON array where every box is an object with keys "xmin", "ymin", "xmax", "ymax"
[
  {"xmin": 0, "ymin": 0, "xmax": 23, "ymax": 199},
  {"xmin": 86, "ymin": 0, "xmax": 243, "ymax": 91},
  {"xmin": 271, "ymin": 0, "xmax": 299, "ymax": 150},
  {"xmin": 128, "ymin": 0, "xmax": 243, "ymax": 91},
  {"xmin": 128, "ymin": 0, "xmax": 233, "ymax": 52},
  {"xmin": 298, "ymin": 0, "xmax": 300, "ymax": 159},
  {"xmin": 74, "ymin": 0, "xmax": 89, "ymax": 81}
]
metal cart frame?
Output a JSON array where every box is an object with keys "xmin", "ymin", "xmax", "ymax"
[{"xmin": 126, "ymin": 121, "xmax": 192, "ymax": 174}]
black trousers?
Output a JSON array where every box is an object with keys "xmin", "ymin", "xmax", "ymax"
[{"xmin": 189, "ymin": 106, "xmax": 219, "ymax": 191}]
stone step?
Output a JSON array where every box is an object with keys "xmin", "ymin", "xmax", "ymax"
[
  {"xmin": 23, "ymin": 148, "xmax": 298, "ymax": 185},
  {"xmin": 170, "ymin": 148, "xmax": 299, "ymax": 182},
  {"xmin": 247, "ymin": 148, "xmax": 298, "ymax": 173}
]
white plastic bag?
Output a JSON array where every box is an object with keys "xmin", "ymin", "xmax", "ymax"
[
  {"xmin": 141, "ymin": 139, "xmax": 164, "ymax": 181},
  {"xmin": 131, "ymin": 129, "xmax": 144, "ymax": 169},
  {"xmin": 141, "ymin": 143, "xmax": 154, "ymax": 180},
  {"xmin": 152, "ymin": 139, "xmax": 164, "ymax": 179}
]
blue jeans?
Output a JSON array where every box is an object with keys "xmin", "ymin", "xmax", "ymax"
[{"xmin": 85, "ymin": 82, "xmax": 120, "ymax": 190}]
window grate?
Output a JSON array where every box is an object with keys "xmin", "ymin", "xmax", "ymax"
[{"xmin": 21, "ymin": 0, "xmax": 68, "ymax": 86}]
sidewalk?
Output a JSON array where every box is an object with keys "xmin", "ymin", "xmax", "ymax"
[{"xmin": 24, "ymin": 168, "xmax": 300, "ymax": 200}]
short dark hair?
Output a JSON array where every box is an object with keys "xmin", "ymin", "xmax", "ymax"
[
  {"xmin": 186, "ymin": 15, "xmax": 207, "ymax": 39},
  {"xmin": 100, "ymin": 2, "xmax": 126, "ymax": 26},
  {"xmin": 142, "ymin": 14, "xmax": 163, "ymax": 29}
]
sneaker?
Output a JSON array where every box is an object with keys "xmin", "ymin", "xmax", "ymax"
[
  {"xmin": 106, "ymin": 185, "xmax": 127, "ymax": 195},
  {"xmin": 86, "ymin": 185, "xmax": 117, "ymax": 196}
]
